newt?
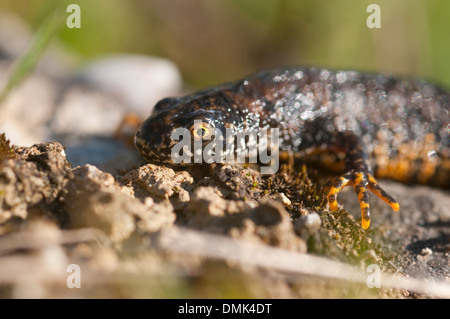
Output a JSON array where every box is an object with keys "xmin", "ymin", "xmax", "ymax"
[{"xmin": 135, "ymin": 67, "xmax": 450, "ymax": 229}]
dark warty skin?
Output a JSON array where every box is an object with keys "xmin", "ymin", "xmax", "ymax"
[{"xmin": 135, "ymin": 67, "xmax": 449, "ymax": 229}]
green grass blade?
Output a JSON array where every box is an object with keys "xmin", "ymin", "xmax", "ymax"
[{"xmin": 0, "ymin": 8, "xmax": 65, "ymax": 104}]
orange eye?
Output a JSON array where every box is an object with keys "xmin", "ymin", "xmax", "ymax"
[{"xmin": 190, "ymin": 122, "xmax": 212, "ymax": 140}]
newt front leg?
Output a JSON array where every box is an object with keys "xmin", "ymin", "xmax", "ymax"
[{"xmin": 326, "ymin": 132, "xmax": 400, "ymax": 229}]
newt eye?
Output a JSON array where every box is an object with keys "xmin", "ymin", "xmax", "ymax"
[{"xmin": 190, "ymin": 122, "xmax": 213, "ymax": 140}]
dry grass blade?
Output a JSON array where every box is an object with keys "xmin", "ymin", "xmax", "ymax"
[
  {"xmin": 158, "ymin": 226, "xmax": 450, "ymax": 298},
  {"xmin": 0, "ymin": 227, "xmax": 110, "ymax": 256},
  {"xmin": 0, "ymin": 227, "xmax": 110, "ymax": 285}
]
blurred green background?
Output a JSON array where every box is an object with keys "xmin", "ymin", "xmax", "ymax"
[{"xmin": 1, "ymin": 0, "xmax": 450, "ymax": 88}]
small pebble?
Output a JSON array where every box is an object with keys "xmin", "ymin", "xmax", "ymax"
[
  {"xmin": 294, "ymin": 212, "xmax": 322, "ymax": 234},
  {"xmin": 421, "ymin": 247, "xmax": 433, "ymax": 256},
  {"xmin": 277, "ymin": 192, "xmax": 291, "ymax": 206}
]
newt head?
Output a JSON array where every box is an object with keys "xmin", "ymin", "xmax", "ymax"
[{"xmin": 135, "ymin": 89, "xmax": 234, "ymax": 165}]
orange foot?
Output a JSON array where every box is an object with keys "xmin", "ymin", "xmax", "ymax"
[{"xmin": 327, "ymin": 171, "xmax": 399, "ymax": 229}]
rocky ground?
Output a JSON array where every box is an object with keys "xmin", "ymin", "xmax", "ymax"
[
  {"xmin": 0, "ymin": 10, "xmax": 448, "ymax": 299},
  {"xmin": 0, "ymin": 135, "xmax": 448, "ymax": 299}
]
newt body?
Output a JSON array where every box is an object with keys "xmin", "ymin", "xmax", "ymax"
[{"xmin": 135, "ymin": 67, "xmax": 450, "ymax": 229}]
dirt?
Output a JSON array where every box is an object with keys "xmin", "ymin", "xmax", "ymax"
[{"xmin": 0, "ymin": 134, "xmax": 448, "ymax": 299}]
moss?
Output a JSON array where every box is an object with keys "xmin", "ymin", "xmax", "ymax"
[
  {"xmin": 258, "ymin": 164, "xmax": 327, "ymax": 218},
  {"xmin": 0, "ymin": 133, "xmax": 17, "ymax": 162},
  {"xmin": 240, "ymin": 162, "xmax": 396, "ymax": 270}
]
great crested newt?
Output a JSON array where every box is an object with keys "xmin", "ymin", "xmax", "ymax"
[{"xmin": 135, "ymin": 67, "xmax": 450, "ymax": 229}]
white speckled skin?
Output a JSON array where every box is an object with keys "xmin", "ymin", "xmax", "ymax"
[{"xmin": 136, "ymin": 67, "xmax": 449, "ymax": 187}]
